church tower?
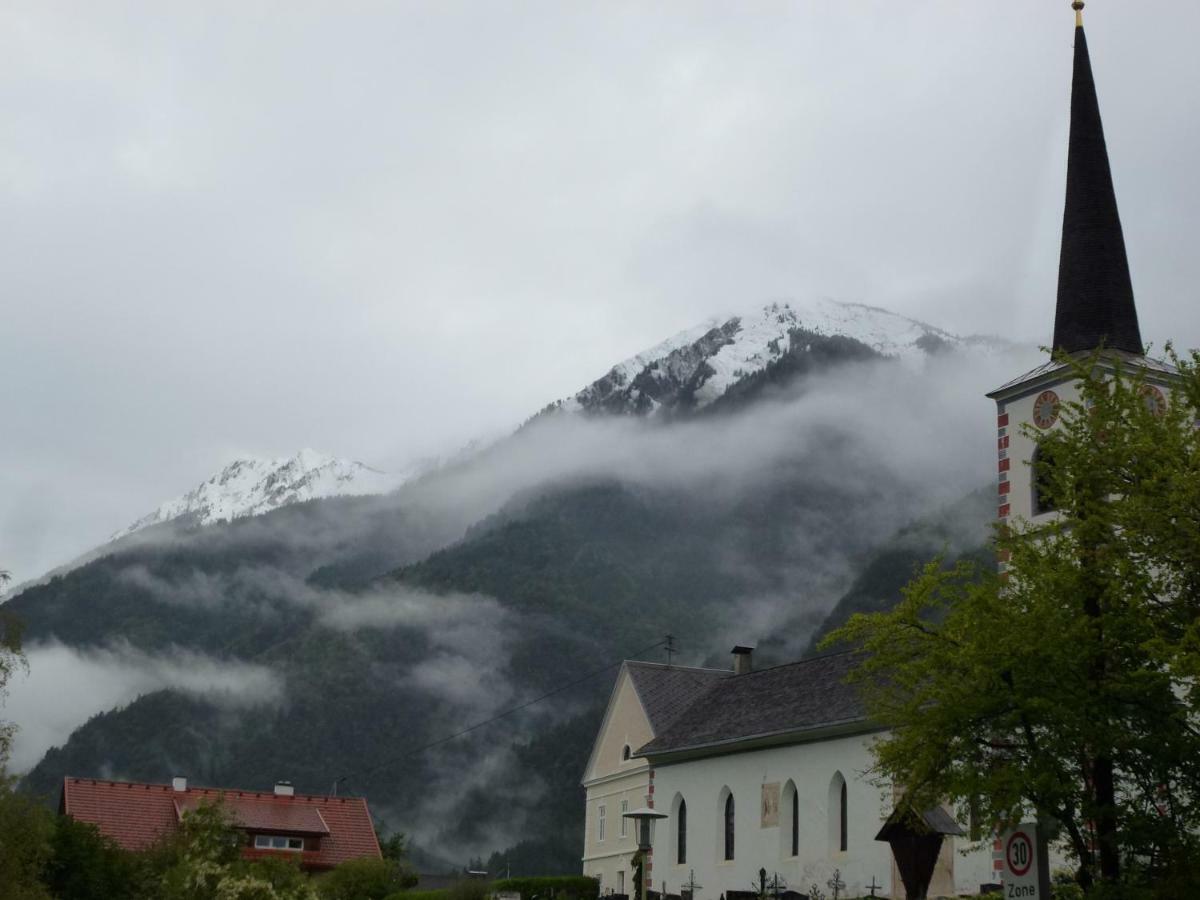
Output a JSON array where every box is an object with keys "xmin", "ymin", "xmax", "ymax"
[{"xmin": 986, "ymin": 1, "xmax": 1175, "ymax": 526}]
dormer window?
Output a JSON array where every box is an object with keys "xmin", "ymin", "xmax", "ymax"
[{"xmin": 254, "ymin": 834, "xmax": 304, "ymax": 851}]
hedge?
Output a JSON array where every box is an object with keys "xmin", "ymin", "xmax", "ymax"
[{"xmin": 491, "ymin": 876, "xmax": 600, "ymax": 900}]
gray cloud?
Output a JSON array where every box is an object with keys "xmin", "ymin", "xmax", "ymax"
[
  {"xmin": 2, "ymin": 1, "xmax": 1197, "ymax": 582},
  {"xmin": 4, "ymin": 640, "xmax": 284, "ymax": 772}
]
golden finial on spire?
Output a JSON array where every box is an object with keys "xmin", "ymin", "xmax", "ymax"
[{"xmin": 1072, "ymin": 1, "xmax": 1085, "ymax": 28}]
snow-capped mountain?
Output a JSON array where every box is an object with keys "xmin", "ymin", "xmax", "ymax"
[
  {"xmin": 560, "ymin": 299, "xmax": 1014, "ymax": 416},
  {"xmin": 112, "ymin": 449, "xmax": 403, "ymax": 540}
]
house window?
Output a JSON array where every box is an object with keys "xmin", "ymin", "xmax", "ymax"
[
  {"xmin": 620, "ymin": 800, "xmax": 628, "ymax": 838},
  {"xmin": 254, "ymin": 834, "xmax": 304, "ymax": 851},
  {"xmin": 723, "ymin": 793, "xmax": 735, "ymax": 861},
  {"xmin": 677, "ymin": 798, "xmax": 687, "ymax": 864},
  {"xmin": 617, "ymin": 871, "xmax": 625, "ymax": 894},
  {"xmin": 598, "ymin": 804, "xmax": 606, "ymax": 842}
]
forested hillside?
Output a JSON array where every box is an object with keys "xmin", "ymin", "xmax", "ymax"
[{"xmin": 4, "ymin": 321, "xmax": 1018, "ymax": 872}]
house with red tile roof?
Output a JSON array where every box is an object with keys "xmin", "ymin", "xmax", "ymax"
[{"xmin": 60, "ymin": 776, "xmax": 382, "ymax": 871}]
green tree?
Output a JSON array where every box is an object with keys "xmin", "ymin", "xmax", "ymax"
[
  {"xmin": 43, "ymin": 815, "xmax": 143, "ymax": 900},
  {"xmin": 1, "ymin": 566, "xmax": 25, "ymax": 770},
  {"xmin": 823, "ymin": 350, "xmax": 1200, "ymax": 897},
  {"xmin": 0, "ymin": 776, "xmax": 54, "ymax": 900},
  {"xmin": 156, "ymin": 799, "xmax": 318, "ymax": 900}
]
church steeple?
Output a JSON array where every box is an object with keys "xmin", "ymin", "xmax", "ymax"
[{"xmin": 1052, "ymin": 1, "xmax": 1144, "ymax": 356}]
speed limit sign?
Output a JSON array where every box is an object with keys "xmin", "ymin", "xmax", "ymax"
[
  {"xmin": 1006, "ymin": 830, "xmax": 1033, "ymax": 876},
  {"xmin": 1000, "ymin": 823, "xmax": 1048, "ymax": 897}
]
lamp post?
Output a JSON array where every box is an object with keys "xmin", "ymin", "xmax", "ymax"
[{"xmin": 623, "ymin": 807, "xmax": 667, "ymax": 900}]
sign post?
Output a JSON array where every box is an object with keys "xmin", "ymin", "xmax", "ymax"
[{"xmin": 1000, "ymin": 823, "xmax": 1050, "ymax": 898}]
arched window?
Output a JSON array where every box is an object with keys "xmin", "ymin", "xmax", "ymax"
[
  {"xmin": 778, "ymin": 779, "xmax": 799, "ymax": 859},
  {"xmin": 677, "ymin": 798, "xmax": 687, "ymax": 864},
  {"xmin": 840, "ymin": 778, "xmax": 848, "ymax": 852},
  {"xmin": 1032, "ymin": 443, "xmax": 1059, "ymax": 515},
  {"xmin": 789, "ymin": 783, "xmax": 799, "ymax": 856},
  {"xmin": 723, "ymin": 793, "xmax": 735, "ymax": 860},
  {"xmin": 829, "ymin": 772, "xmax": 847, "ymax": 854}
]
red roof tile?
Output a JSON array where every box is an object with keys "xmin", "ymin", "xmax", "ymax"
[
  {"xmin": 177, "ymin": 795, "xmax": 331, "ymax": 836},
  {"xmin": 62, "ymin": 777, "xmax": 381, "ymax": 869}
]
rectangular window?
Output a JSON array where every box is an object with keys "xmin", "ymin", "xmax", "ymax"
[
  {"xmin": 617, "ymin": 871, "xmax": 625, "ymax": 894},
  {"xmin": 620, "ymin": 800, "xmax": 628, "ymax": 838},
  {"xmin": 598, "ymin": 804, "xmax": 606, "ymax": 842},
  {"xmin": 254, "ymin": 834, "xmax": 303, "ymax": 851}
]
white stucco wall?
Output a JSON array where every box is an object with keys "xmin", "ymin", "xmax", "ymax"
[
  {"xmin": 582, "ymin": 667, "xmax": 658, "ymax": 893},
  {"xmin": 647, "ymin": 732, "xmax": 997, "ymax": 899}
]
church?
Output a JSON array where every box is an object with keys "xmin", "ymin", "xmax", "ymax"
[{"xmin": 583, "ymin": 3, "xmax": 1176, "ymax": 897}]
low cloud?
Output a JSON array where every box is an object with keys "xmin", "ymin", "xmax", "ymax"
[{"xmin": 4, "ymin": 641, "xmax": 284, "ymax": 773}]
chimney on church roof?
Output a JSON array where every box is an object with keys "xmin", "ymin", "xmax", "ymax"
[
  {"xmin": 731, "ymin": 645, "xmax": 754, "ymax": 675},
  {"xmin": 1052, "ymin": 1, "xmax": 1143, "ymax": 356}
]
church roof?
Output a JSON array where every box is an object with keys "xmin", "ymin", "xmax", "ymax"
[
  {"xmin": 625, "ymin": 660, "xmax": 731, "ymax": 734},
  {"xmin": 635, "ymin": 651, "xmax": 868, "ymax": 760},
  {"xmin": 1053, "ymin": 12, "xmax": 1143, "ymax": 355}
]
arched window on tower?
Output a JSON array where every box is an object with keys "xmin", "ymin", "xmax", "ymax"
[
  {"xmin": 723, "ymin": 792, "xmax": 735, "ymax": 860},
  {"xmin": 1032, "ymin": 442, "xmax": 1059, "ymax": 515}
]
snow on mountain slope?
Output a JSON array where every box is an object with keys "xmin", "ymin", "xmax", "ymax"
[
  {"xmin": 112, "ymin": 449, "xmax": 403, "ymax": 540},
  {"xmin": 563, "ymin": 299, "xmax": 1014, "ymax": 415}
]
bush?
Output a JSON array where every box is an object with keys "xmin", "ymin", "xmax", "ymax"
[
  {"xmin": 491, "ymin": 876, "xmax": 599, "ymax": 900},
  {"xmin": 447, "ymin": 880, "xmax": 492, "ymax": 900},
  {"xmin": 318, "ymin": 857, "xmax": 418, "ymax": 900},
  {"xmin": 384, "ymin": 891, "xmax": 448, "ymax": 900},
  {"xmin": 44, "ymin": 816, "xmax": 142, "ymax": 900}
]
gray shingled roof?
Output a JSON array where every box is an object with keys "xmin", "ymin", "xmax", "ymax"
[
  {"xmin": 637, "ymin": 652, "xmax": 868, "ymax": 758},
  {"xmin": 986, "ymin": 351, "xmax": 1177, "ymax": 400},
  {"xmin": 625, "ymin": 661, "xmax": 731, "ymax": 734}
]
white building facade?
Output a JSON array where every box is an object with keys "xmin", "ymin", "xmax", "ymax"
[
  {"xmin": 632, "ymin": 651, "xmax": 995, "ymax": 899},
  {"xmin": 582, "ymin": 661, "xmax": 730, "ymax": 894}
]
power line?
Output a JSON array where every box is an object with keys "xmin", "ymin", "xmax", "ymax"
[{"xmin": 332, "ymin": 635, "xmax": 670, "ymax": 795}]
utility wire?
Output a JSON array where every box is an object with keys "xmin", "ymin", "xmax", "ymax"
[{"xmin": 332, "ymin": 636, "xmax": 670, "ymax": 795}]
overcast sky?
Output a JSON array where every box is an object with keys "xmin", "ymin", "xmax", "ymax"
[{"xmin": 3, "ymin": 0, "xmax": 1199, "ymax": 582}]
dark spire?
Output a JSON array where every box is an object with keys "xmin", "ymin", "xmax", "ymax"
[{"xmin": 1052, "ymin": 2, "xmax": 1143, "ymax": 355}]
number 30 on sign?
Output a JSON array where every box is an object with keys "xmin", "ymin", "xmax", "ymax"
[{"xmin": 1000, "ymin": 823, "xmax": 1045, "ymax": 898}]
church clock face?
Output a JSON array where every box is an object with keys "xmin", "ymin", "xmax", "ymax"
[
  {"xmin": 1033, "ymin": 390, "xmax": 1060, "ymax": 429},
  {"xmin": 1140, "ymin": 384, "xmax": 1167, "ymax": 417}
]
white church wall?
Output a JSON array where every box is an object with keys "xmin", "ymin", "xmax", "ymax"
[
  {"xmin": 649, "ymin": 733, "xmax": 1000, "ymax": 899},
  {"xmin": 649, "ymin": 732, "xmax": 893, "ymax": 899}
]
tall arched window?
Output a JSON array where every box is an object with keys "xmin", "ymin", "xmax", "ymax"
[
  {"xmin": 790, "ymin": 783, "xmax": 799, "ymax": 856},
  {"xmin": 828, "ymin": 772, "xmax": 847, "ymax": 854},
  {"xmin": 723, "ymin": 793, "xmax": 735, "ymax": 860},
  {"xmin": 677, "ymin": 798, "xmax": 687, "ymax": 864},
  {"xmin": 840, "ymin": 779, "xmax": 848, "ymax": 852}
]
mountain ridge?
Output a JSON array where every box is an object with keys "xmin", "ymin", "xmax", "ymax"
[{"xmin": 111, "ymin": 449, "xmax": 406, "ymax": 542}]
